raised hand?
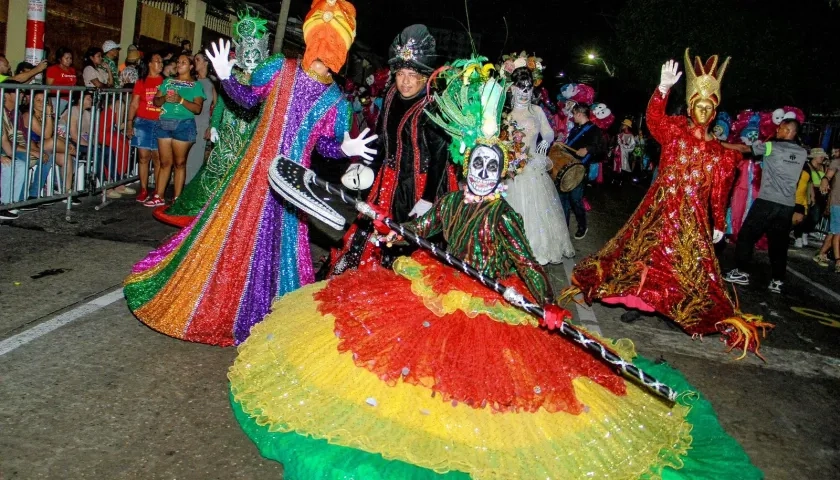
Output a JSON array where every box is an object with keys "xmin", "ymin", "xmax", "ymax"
[
  {"xmin": 658, "ymin": 59, "xmax": 682, "ymax": 95},
  {"xmin": 340, "ymin": 127, "xmax": 378, "ymax": 161},
  {"xmin": 205, "ymin": 40, "xmax": 237, "ymax": 81}
]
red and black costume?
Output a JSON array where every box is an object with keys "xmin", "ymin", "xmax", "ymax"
[{"xmin": 328, "ymin": 25, "xmax": 457, "ymax": 275}]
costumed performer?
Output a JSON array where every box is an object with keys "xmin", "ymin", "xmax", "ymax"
[
  {"xmin": 327, "ymin": 24, "xmax": 457, "ymax": 276},
  {"xmin": 588, "ymin": 103, "xmax": 615, "ymax": 184},
  {"xmin": 571, "ymin": 51, "xmax": 773, "ymax": 355},
  {"xmin": 153, "ymin": 9, "xmax": 267, "ymax": 228},
  {"xmin": 616, "ymin": 119, "xmax": 636, "ymax": 180},
  {"xmin": 725, "ymin": 111, "xmax": 763, "ymax": 243},
  {"xmin": 227, "ymin": 55, "xmax": 762, "ymax": 480},
  {"xmin": 123, "ymin": 0, "xmax": 378, "ymax": 346},
  {"xmin": 499, "ymin": 51, "xmax": 575, "ymax": 264}
]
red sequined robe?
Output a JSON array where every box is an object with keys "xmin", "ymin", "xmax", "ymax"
[{"xmin": 572, "ymin": 91, "xmax": 741, "ymax": 335}]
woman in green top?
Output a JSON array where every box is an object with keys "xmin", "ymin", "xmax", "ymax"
[{"xmin": 145, "ymin": 54, "xmax": 205, "ymax": 207}]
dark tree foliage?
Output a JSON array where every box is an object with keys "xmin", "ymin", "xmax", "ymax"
[{"xmin": 615, "ymin": 0, "xmax": 840, "ymax": 112}]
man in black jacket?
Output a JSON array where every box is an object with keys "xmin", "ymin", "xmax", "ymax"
[
  {"xmin": 329, "ymin": 25, "xmax": 453, "ymax": 275},
  {"xmin": 562, "ymin": 103, "xmax": 604, "ymax": 239}
]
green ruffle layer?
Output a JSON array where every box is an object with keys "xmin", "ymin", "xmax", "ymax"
[{"xmin": 230, "ymin": 357, "xmax": 763, "ymax": 480}]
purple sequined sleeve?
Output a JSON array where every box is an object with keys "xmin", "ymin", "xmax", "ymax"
[
  {"xmin": 222, "ymin": 77, "xmax": 261, "ymax": 109},
  {"xmin": 316, "ymin": 136, "xmax": 345, "ymax": 159}
]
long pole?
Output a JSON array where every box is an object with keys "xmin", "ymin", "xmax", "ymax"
[
  {"xmin": 285, "ymin": 163, "xmax": 678, "ymax": 404},
  {"xmin": 272, "ymin": 0, "xmax": 292, "ymax": 55}
]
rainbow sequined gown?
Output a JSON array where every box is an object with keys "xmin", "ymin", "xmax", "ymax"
[
  {"xmin": 228, "ymin": 191, "xmax": 761, "ymax": 479},
  {"xmin": 124, "ymin": 55, "xmax": 350, "ymax": 346}
]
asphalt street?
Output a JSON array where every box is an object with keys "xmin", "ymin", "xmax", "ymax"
[{"xmin": 1, "ymin": 179, "xmax": 839, "ymax": 479}]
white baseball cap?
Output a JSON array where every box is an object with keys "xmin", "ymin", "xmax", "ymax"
[{"xmin": 102, "ymin": 40, "xmax": 121, "ymax": 53}]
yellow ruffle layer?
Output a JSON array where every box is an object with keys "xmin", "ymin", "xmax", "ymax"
[
  {"xmin": 393, "ymin": 256, "xmax": 539, "ymax": 327},
  {"xmin": 229, "ymin": 283, "xmax": 692, "ymax": 479}
]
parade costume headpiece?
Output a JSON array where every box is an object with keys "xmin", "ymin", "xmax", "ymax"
[
  {"xmin": 426, "ymin": 56, "xmax": 508, "ymax": 169},
  {"xmin": 302, "ymin": 0, "xmax": 357, "ymax": 72},
  {"xmin": 713, "ymin": 112, "xmax": 731, "ymax": 141},
  {"xmin": 426, "ymin": 56, "xmax": 513, "ymax": 201},
  {"xmin": 684, "ymin": 48, "xmax": 729, "ymax": 108},
  {"xmin": 499, "ymin": 51, "xmax": 544, "ymax": 87},
  {"xmin": 388, "ymin": 24, "xmax": 438, "ymax": 76},
  {"xmin": 232, "ymin": 9, "xmax": 270, "ymax": 74}
]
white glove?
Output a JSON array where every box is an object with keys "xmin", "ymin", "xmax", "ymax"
[
  {"xmin": 341, "ymin": 163, "xmax": 375, "ymax": 190},
  {"xmin": 537, "ymin": 140, "xmax": 550, "ymax": 156},
  {"xmin": 210, "ymin": 127, "xmax": 219, "ymax": 143},
  {"xmin": 341, "ymin": 127, "xmax": 378, "ymax": 161},
  {"xmin": 713, "ymin": 229, "xmax": 724, "ymax": 244},
  {"xmin": 658, "ymin": 59, "xmax": 682, "ymax": 96},
  {"xmin": 408, "ymin": 199, "xmax": 433, "ymax": 218},
  {"xmin": 206, "ymin": 40, "xmax": 237, "ymax": 81}
]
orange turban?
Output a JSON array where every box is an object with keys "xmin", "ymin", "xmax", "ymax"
[{"xmin": 302, "ymin": 0, "xmax": 357, "ymax": 72}]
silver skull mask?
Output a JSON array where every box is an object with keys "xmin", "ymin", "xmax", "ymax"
[{"xmin": 467, "ymin": 145, "xmax": 502, "ymax": 197}]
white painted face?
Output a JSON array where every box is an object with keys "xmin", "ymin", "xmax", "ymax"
[
  {"xmin": 772, "ymin": 108, "xmax": 785, "ymax": 125},
  {"xmin": 592, "ymin": 103, "xmax": 611, "ymax": 120},
  {"xmin": 467, "ymin": 145, "xmax": 501, "ymax": 196},
  {"xmin": 511, "ymin": 85, "xmax": 532, "ymax": 105}
]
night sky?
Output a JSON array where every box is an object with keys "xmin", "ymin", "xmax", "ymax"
[{"xmin": 260, "ymin": 0, "xmax": 840, "ymax": 115}]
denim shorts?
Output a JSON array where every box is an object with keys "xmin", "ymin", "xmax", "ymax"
[
  {"xmin": 156, "ymin": 118, "xmax": 197, "ymax": 143},
  {"xmin": 830, "ymin": 205, "xmax": 840, "ymax": 234},
  {"xmin": 131, "ymin": 117, "xmax": 159, "ymax": 151}
]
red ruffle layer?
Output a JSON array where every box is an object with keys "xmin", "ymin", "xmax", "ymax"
[{"xmin": 316, "ymin": 252, "xmax": 626, "ymax": 414}]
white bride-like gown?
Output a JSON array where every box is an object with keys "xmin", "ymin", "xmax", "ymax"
[{"xmin": 504, "ymin": 105, "xmax": 575, "ymax": 264}]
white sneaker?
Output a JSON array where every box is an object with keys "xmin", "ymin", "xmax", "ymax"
[
  {"xmin": 768, "ymin": 280, "xmax": 783, "ymax": 294},
  {"xmin": 794, "ymin": 238, "xmax": 803, "ymax": 248},
  {"xmin": 724, "ymin": 269, "xmax": 750, "ymax": 285}
]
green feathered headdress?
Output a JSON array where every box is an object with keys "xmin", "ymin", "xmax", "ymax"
[{"xmin": 425, "ymin": 56, "xmax": 508, "ymax": 167}]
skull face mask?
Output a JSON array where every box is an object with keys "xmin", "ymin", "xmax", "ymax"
[{"xmin": 467, "ymin": 145, "xmax": 502, "ymax": 197}]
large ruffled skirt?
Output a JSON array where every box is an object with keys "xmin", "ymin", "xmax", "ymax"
[
  {"xmin": 228, "ymin": 251, "xmax": 761, "ymax": 479},
  {"xmin": 505, "ymin": 154, "xmax": 575, "ymax": 264}
]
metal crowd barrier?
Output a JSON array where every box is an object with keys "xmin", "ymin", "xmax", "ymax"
[{"xmin": 0, "ymin": 84, "xmax": 141, "ymax": 221}]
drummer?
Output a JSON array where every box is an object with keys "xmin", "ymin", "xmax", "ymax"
[{"xmin": 560, "ymin": 103, "xmax": 605, "ymax": 240}]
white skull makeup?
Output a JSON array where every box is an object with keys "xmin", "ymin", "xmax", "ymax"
[
  {"xmin": 467, "ymin": 145, "xmax": 502, "ymax": 196},
  {"xmin": 511, "ymin": 85, "xmax": 532, "ymax": 107}
]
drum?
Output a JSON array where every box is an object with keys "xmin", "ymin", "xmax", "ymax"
[{"xmin": 549, "ymin": 143, "xmax": 586, "ymax": 192}]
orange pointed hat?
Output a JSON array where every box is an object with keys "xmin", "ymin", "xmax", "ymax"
[
  {"xmin": 302, "ymin": 0, "xmax": 357, "ymax": 72},
  {"xmin": 684, "ymin": 48, "xmax": 730, "ymax": 108}
]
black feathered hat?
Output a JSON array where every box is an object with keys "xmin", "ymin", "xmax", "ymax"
[{"xmin": 388, "ymin": 24, "xmax": 437, "ymax": 76}]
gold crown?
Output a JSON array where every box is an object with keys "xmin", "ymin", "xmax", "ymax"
[{"xmin": 684, "ymin": 48, "xmax": 730, "ymax": 108}]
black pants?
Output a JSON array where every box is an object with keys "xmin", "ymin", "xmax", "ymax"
[{"xmin": 735, "ymin": 198, "xmax": 794, "ymax": 280}]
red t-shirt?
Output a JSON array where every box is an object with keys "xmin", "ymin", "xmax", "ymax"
[
  {"xmin": 45, "ymin": 64, "xmax": 77, "ymax": 97},
  {"xmin": 132, "ymin": 76, "xmax": 164, "ymax": 121}
]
